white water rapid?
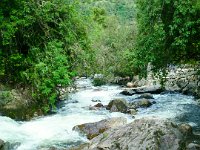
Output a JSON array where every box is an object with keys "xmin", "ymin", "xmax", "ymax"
[{"xmin": 0, "ymin": 78, "xmax": 200, "ymax": 150}]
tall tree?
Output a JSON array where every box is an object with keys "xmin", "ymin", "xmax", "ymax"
[
  {"xmin": 0, "ymin": 0, "xmax": 89, "ymax": 109},
  {"xmin": 133, "ymin": 0, "xmax": 200, "ymax": 76}
]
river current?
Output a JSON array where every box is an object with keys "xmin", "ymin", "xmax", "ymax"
[{"xmin": 0, "ymin": 78, "xmax": 200, "ymax": 149}]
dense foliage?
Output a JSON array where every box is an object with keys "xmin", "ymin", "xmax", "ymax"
[
  {"xmin": 0, "ymin": 0, "xmax": 89, "ymax": 109},
  {"xmin": 1, "ymin": 0, "xmax": 199, "ymax": 110},
  {"xmin": 133, "ymin": 0, "xmax": 200, "ymax": 76},
  {"xmin": 79, "ymin": 0, "xmax": 137, "ymax": 77}
]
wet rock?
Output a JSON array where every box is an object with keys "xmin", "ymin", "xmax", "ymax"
[
  {"xmin": 136, "ymin": 93, "xmax": 154, "ymax": 99},
  {"xmin": 94, "ymin": 103, "xmax": 104, "ymax": 108},
  {"xmin": 0, "ymin": 139, "xmax": 5, "ymax": 150},
  {"xmin": 152, "ymin": 101, "xmax": 157, "ymax": 104},
  {"xmin": 91, "ymin": 99, "xmax": 101, "ymax": 102},
  {"xmin": 187, "ymin": 143, "xmax": 200, "ymax": 150},
  {"xmin": 121, "ymin": 85, "xmax": 163, "ymax": 96},
  {"xmin": 80, "ymin": 117, "xmax": 190, "ymax": 150},
  {"xmin": 120, "ymin": 89, "xmax": 135, "ymax": 96},
  {"xmin": 106, "ymin": 99, "xmax": 128, "ymax": 113},
  {"xmin": 136, "ymin": 98, "xmax": 152, "ymax": 108},
  {"xmin": 72, "ymin": 100, "xmax": 79, "ymax": 103},
  {"xmin": 88, "ymin": 106, "xmax": 99, "ymax": 111},
  {"xmin": 178, "ymin": 123, "xmax": 193, "ymax": 136},
  {"xmin": 133, "ymin": 85, "xmax": 163, "ymax": 94},
  {"xmin": 0, "ymin": 89, "xmax": 42, "ymax": 120},
  {"xmin": 73, "ymin": 117, "xmax": 127, "ymax": 140},
  {"xmin": 127, "ymin": 108, "xmax": 137, "ymax": 115},
  {"xmin": 126, "ymin": 82, "xmax": 135, "ymax": 88},
  {"xmin": 88, "ymin": 103, "xmax": 104, "ymax": 110}
]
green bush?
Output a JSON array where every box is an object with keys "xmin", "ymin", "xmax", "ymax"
[
  {"xmin": 93, "ymin": 78, "xmax": 107, "ymax": 86},
  {"xmin": 0, "ymin": 0, "xmax": 89, "ymax": 108}
]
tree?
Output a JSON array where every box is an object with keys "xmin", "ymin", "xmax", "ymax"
[
  {"xmin": 0, "ymin": 0, "xmax": 89, "ymax": 109},
  {"xmin": 132, "ymin": 0, "xmax": 200, "ymax": 76}
]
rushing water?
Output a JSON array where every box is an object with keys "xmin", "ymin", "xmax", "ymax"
[{"xmin": 0, "ymin": 78, "xmax": 200, "ymax": 150}]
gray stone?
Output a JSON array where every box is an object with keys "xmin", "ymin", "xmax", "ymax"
[
  {"xmin": 91, "ymin": 99, "xmax": 101, "ymax": 102},
  {"xmin": 136, "ymin": 98, "xmax": 153, "ymax": 108},
  {"xmin": 187, "ymin": 143, "xmax": 200, "ymax": 150},
  {"xmin": 106, "ymin": 99, "xmax": 128, "ymax": 113},
  {"xmin": 73, "ymin": 117, "xmax": 127, "ymax": 140},
  {"xmin": 178, "ymin": 123, "xmax": 193, "ymax": 136},
  {"xmin": 94, "ymin": 103, "xmax": 104, "ymax": 108},
  {"xmin": 136, "ymin": 93, "xmax": 154, "ymax": 99},
  {"xmin": 120, "ymin": 89, "xmax": 135, "ymax": 96},
  {"xmin": 0, "ymin": 89, "xmax": 42, "ymax": 120},
  {"xmin": 126, "ymin": 82, "xmax": 135, "ymax": 88},
  {"xmin": 79, "ymin": 117, "xmax": 190, "ymax": 150},
  {"xmin": 127, "ymin": 109, "xmax": 137, "ymax": 115},
  {"xmin": 133, "ymin": 85, "xmax": 163, "ymax": 94}
]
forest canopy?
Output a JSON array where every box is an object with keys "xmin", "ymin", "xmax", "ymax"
[
  {"xmin": 0, "ymin": 0, "xmax": 90, "ymax": 109},
  {"xmin": 0, "ymin": 0, "xmax": 199, "ymax": 109},
  {"xmin": 132, "ymin": 0, "xmax": 200, "ymax": 76}
]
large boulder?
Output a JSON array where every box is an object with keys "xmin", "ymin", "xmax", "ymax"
[
  {"xmin": 137, "ymin": 98, "xmax": 153, "ymax": 108},
  {"xmin": 73, "ymin": 117, "xmax": 127, "ymax": 140},
  {"xmin": 178, "ymin": 123, "xmax": 193, "ymax": 136},
  {"xmin": 120, "ymin": 89, "xmax": 135, "ymax": 96},
  {"xmin": 106, "ymin": 99, "xmax": 128, "ymax": 113},
  {"xmin": 0, "ymin": 89, "xmax": 43, "ymax": 120},
  {"xmin": 79, "ymin": 117, "xmax": 192, "ymax": 150},
  {"xmin": 120, "ymin": 85, "xmax": 163, "ymax": 96},
  {"xmin": 133, "ymin": 85, "xmax": 163, "ymax": 94},
  {"xmin": 126, "ymin": 82, "xmax": 135, "ymax": 88}
]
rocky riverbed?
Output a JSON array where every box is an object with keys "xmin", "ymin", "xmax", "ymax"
[{"xmin": 0, "ymin": 78, "xmax": 200, "ymax": 150}]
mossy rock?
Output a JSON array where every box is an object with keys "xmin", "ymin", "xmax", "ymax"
[
  {"xmin": 106, "ymin": 99, "xmax": 128, "ymax": 113},
  {"xmin": 136, "ymin": 98, "xmax": 152, "ymax": 108},
  {"xmin": 73, "ymin": 117, "xmax": 127, "ymax": 140},
  {"xmin": 0, "ymin": 91, "xmax": 13, "ymax": 106},
  {"xmin": 0, "ymin": 88, "xmax": 43, "ymax": 120}
]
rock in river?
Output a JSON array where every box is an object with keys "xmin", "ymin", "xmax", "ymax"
[
  {"xmin": 79, "ymin": 117, "xmax": 193, "ymax": 150},
  {"xmin": 137, "ymin": 98, "xmax": 153, "ymax": 108},
  {"xmin": 106, "ymin": 99, "xmax": 128, "ymax": 113},
  {"xmin": 73, "ymin": 117, "xmax": 127, "ymax": 140},
  {"xmin": 136, "ymin": 93, "xmax": 154, "ymax": 99},
  {"xmin": 120, "ymin": 89, "xmax": 135, "ymax": 96}
]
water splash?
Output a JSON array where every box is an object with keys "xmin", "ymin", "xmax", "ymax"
[{"xmin": 0, "ymin": 78, "xmax": 199, "ymax": 149}]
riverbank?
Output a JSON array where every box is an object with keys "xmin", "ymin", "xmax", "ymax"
[
  {"xmin": 73, "ymin": 117, "xmax": 200, "ymax": 150},
  {"xmin": 0, "ymin": 78, "xmax": 200, "ymax": 149},
  {"xmin": 0, "ymin": 84, "xmax": 44, "ymax": 120}
]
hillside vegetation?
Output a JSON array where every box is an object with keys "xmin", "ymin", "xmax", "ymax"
[{"xmin": 0, "ymin": 0, "xmax": 199, "ymax": 111}]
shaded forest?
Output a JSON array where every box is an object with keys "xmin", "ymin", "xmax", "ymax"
[{"xmin": 0, "ymin": 0, "xmax": 199, "ymax": 111}]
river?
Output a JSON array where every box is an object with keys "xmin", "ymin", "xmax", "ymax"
[{"xmin": 0, "ymin": 78, "xmax": 200, "ymax": 150}]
